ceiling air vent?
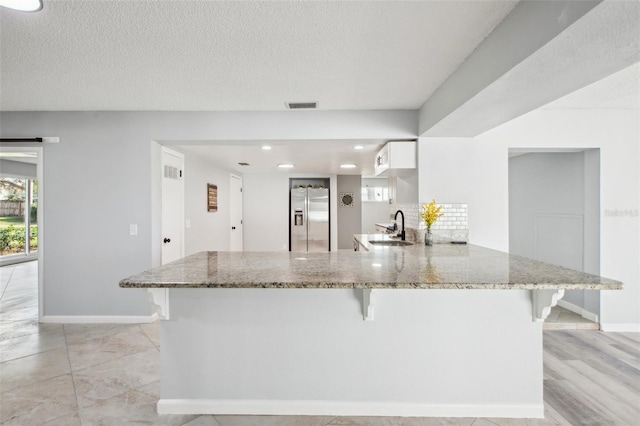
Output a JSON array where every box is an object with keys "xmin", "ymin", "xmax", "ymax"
[
  {"xmin": 238, "ymin": 162, "xmax": 250, "ymax": 166},
  {"xmin": 285, "ymin": 102, "xmax": 317, "ymax": 110}
]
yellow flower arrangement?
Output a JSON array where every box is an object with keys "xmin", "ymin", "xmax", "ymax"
[{"xmin": 420, "ymin": 199, "xmax": 443, "ymax": 230}]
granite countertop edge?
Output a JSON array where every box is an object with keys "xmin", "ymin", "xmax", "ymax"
[
  {"xmin": 120, "ymin": 281, "xmax": 620, "ymax": 290},
  {"xmin": 119, "ymin": 235, "xmax": 623, "ymax": 291}
]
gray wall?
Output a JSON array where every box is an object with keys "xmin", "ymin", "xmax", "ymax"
[
  {"xmin": 509, "ymin": 151, "xmax": 599, "ymax": 313},
  {"xmin": 337, "ymin": 175, "xmax": 362, "ymax": 249},
  {"xmin": 0, "ymin": 110, "xmax": 415, "ymax": 317}
]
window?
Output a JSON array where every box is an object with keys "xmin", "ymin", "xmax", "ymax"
[
  {"xmin": 0, "ymin": 177, "xmax": 38, "ymax": 258},
  {"xmin": 361, "ymin": 186, "xmax": 389, "ymax": 202}
]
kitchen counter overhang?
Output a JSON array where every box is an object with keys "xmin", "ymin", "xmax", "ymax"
[
  {"xmin": 119, "ymin": 243, "xmax": 622, "ymax": 418},
  {"xmin": 119, "ymin": 243, "xmax": 621, "ymax": 291}
]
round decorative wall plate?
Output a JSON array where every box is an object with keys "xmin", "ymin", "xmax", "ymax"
[{"xmin": 340, "ymin": 192, "xmax": 355, "ymax": 207}]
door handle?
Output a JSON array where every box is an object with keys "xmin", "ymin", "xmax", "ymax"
[
  {"xmin": 231, "ymin": 226, "xmax": 236, "ymax": 230},
  {"xmin": 163, "ymin": 238, "xmax": 171, "ymax": 243}
]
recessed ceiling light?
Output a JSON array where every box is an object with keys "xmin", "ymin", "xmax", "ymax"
[
  {"xmin": 0, "ymin": 0, "xmax": 42, "ymax": 12},
  {"xmin": 353, "ymin": 145, "xmax": 364, "ymax": 150},
  {"xmin": 340, "ymin": 163, "xmax": 357, "ymax": 169},
  {"xmin": 261, "ymin": 145, "xmax": 271, "ymax": 150},
  {"xmin": 278, "ymin": 163, "xmax": 294, "ymax": 168}
]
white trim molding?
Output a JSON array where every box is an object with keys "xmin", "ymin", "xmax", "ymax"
[
  {"xmin": 147, "ymin": 288, "xmax": 170, "ymax": 320},
  {"xmin": 557, "ymin": 299, "xmax": 599, "ymax": 323},
  {"xmin": 157, "ymin": 399, "xmax": 544, "ymax": 419},
  {"xmin": 41, "ymin": 314, "xmax": 158, "ymax": 324},
  {"xmin": 532, "ymin": 288, "xmax": 565, "ymax": 322},
  {"xmin": 362, "ymin": 288, "xmax": 375, "ymax": 320}
]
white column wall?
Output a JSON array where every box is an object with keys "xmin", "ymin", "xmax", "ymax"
[
  {"xmin": 161, "ymin": 288, "xmax": 543, "ymax": 417},
  {"xmin": 419, "ymin": 109, "xmax": 639, "ymax": 329}
]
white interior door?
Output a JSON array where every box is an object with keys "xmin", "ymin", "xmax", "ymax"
[
  {"xmin": 161, "ymin": 147, "xmax": 184, "ymax": 265},
  {"xmin": 230, "ymin": 174, "xmax": 243, "ymax": 251}
]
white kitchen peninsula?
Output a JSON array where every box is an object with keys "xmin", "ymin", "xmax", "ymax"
[{"xmin": 120, "ymin": 241, "xmax": 621, "ymax": 419}]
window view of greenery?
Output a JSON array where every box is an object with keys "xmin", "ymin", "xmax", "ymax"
[{"xmin": 0, "ymin": 177, "xmax": 38, "ymax": 256}]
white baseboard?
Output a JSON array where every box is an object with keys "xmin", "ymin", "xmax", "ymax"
[
  {"xmin": 557, "ymin": 300, "xmax": 599, "ymax": 323},
  {"xmin": 0, "ymin": 253, "xmax": 37, "ymax": 267},
  {"xmin": 40, "ymin": 313, "xmax": 158, "ymax": 324},
  {"xmin": 599, "ymin": 323, "xmax": 640, "ymax": 332},
  {"xmin": 157, "ymin": 399, "xmax": 544, "ymax": 418}
]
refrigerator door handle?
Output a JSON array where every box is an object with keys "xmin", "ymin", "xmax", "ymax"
[{"xmin": 304, "ymin": 189, "xmax": 309, "ymax": 251}]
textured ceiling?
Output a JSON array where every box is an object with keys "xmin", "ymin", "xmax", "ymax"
[
  {"xmin": 421, "ymin": 0, "xmax": 640, "ymax": 136},
  {"xmin": 0, "ymin": 0, "xmax": 516, "ymax": 111},
  {"xmin": 541, "ymin": 62, "xmax": 640, "ymax": 110}
]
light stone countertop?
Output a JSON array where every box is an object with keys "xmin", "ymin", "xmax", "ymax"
[{"xmin": 119, "ymin": 235, "xmax": 622, "ymax": 290}]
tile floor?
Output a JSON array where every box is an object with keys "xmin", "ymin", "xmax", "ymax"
[
  {"xmin": 0, "ymin": 261, "xmax": 637, "ymax": 425},
  {"xmin": 543, "ymin": 306, "xmax": 599, "ymax": 330}
]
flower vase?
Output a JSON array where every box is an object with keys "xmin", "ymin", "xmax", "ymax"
[{"xmin": 425, "ymin": 228, "xmax": 433, "ymax": 246}]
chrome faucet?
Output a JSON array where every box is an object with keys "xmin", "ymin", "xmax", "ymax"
[{"xmin": 394, "ymin": 210, "xmax": 405, "ymax": 241}]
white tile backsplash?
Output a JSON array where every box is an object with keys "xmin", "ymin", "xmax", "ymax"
[
  {"xmin": 394, "ymin": 202, "xmax": 468, "ymax": 231},
  {"xmin": 396, "ymin": 203, "xmax": 421, "ymax": 229},
  {"xmin": 390, "ymin": 202, "xmax": 469, "ymax": 243},
  {"xmin": 430, "ymin": 203, "xmax": 468, "ymax": 231}
]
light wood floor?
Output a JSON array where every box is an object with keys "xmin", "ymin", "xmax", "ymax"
[
  {"xmin": 544, "ymin": 330, "xmax": 640, "ymax": 425},
  {"xmin": 1, "ymin": 261, "xmax": 639, "ymax": 425}
]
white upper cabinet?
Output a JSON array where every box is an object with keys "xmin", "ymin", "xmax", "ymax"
[{"xmin": 374, "ymin": 141, "xmax": 416, "ymax": 176}]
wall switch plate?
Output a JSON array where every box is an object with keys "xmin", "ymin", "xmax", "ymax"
[
  {"xmin": 129, "ymin": 224, "xmax": 138, "ymax": 236},
  {"xmin": 186, "ymin": 219, "xmax": 191, "ymax": 228}
]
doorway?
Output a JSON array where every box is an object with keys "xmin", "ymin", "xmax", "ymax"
[
  {"xmin": 508, "ymin": 149, "xmax": 601, "ymax": 324},
  {"xmin": 0, "ymin": 149, "xmax": 40, "ymax": 266},
  {"xmin": 0, "ymin": 146, "xmax": 44, "ymax": 320},
  {"xmin": 229, "ymin": 174, "xmax": 243, "ymax": 251},
  {"xmin": 0, "ymin": 176, "xmax": 37, "ymax": 262},
  {"xmin": 161, "ymin": 147, "xmax": 185, "ymax": 265}
]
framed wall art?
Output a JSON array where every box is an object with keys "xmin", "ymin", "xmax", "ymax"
[
  {"xmin": 207, "ymin": 183, "xmax": 218, "ymax": 212},
  {"xmin": 340, "ymin": 192, "xmax": 355, "ymax": 207}
]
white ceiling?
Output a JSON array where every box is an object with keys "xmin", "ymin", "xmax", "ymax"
[
  {"xmin": 2, "ymin": 1, "xmax": 637, "ymax": 176},
  {"xmin": 177, "ymin": 58, "xmax": 639, "ymax": 176},
  {"xmin": 541, "ymin": 62, "xmax": 640, "ymax": 110},
  {"xmin": 0, "ymin": 0, "xmax": 516, "ymax": 111},
  {"xmin": 176, "ymin": 139, "xmax": 386, "ymax": 176}
]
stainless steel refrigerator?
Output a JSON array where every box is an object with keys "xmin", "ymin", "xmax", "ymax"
[{"xmin": 290, "ymin": 187, "xmax": 330, "ymax": 252}]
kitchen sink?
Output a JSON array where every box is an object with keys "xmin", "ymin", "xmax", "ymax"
[{"xmin": 368, "ymin": 240, "xmax": 414, "ymax": 246}]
